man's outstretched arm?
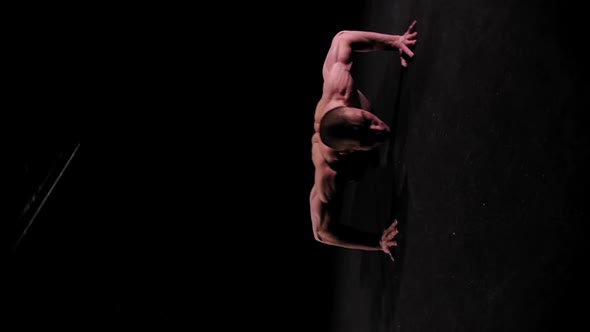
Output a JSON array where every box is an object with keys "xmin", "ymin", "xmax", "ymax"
[
  {"xmin": 323, "ymin": 20, "xmax": 418, "ymax": 77},
  {"xmin": 310, "ymin": 184, "xmax": 398, "ymax": 258}
]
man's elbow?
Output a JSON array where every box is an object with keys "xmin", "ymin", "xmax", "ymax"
[
  {"xmin": 313, "ymin": 229, "xmax": 329, "ymax": 244},
  {"xmin": 333, "ymin": 30, "xmax": 351, "ymax": 43},
  {"xmin": 313, "ymin": 230, "xmax": 323, "ymax": 243}
]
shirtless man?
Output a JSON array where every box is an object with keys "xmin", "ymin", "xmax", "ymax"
[{"xmin": 310, "ymin": 20, "xmax": 418, "ymax": 261}]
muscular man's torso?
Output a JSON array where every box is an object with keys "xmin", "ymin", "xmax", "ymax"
[{"xmin": 311, "ymin": 89, "xmax": 375, "ymax": 194}]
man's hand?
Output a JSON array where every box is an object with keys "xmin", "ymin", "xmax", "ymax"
[
  {"xmin": 392, "ymin": 20, "xmax": 418, "ymax": 67},
  {"xmin": 379, "ymin": 219, "xmax": 399, "ymax": 261}
]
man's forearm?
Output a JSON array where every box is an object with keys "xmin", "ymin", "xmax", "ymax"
[
  {"xmin": 311, "ymin": 185, "xmax": 381, "ymax": 251},
  {"xmin": 336, "ymin": 30, "xmax": 401, "ymax": 52},
  {"xmin": 316, "ymin": 224, "xmax": 381, "ymax": 251}
]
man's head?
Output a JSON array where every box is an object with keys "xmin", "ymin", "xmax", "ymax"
[{"xmin": 319, "ymin": 106, "xmax": 390, "ymax": 152}]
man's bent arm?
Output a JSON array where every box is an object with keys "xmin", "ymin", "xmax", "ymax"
[
  {"xmin": 323, "ymin": 20, "xmax": 417, "ymax": 77},
  {"xmin": 310, "ymin": 185, "xmax": 381, "ymax": 251}
]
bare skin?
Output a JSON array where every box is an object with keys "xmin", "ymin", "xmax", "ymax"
[{"xmin": 310, "ymin": 20, "xmax": 418, "ymax": 261}]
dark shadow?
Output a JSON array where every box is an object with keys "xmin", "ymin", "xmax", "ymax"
[
  {"xmin": 352, "ymin": 65, "xmax": 412, "ymax": 332},
  {"xmin": 377, "ymin": 67, "xmax": 413, "ymax": 331},
  {"xmin": 385, "ymin": 67, "xmax": 411, "ymax": 329}
]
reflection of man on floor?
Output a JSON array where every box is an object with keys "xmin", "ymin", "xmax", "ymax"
[{"xmin": 310, "ymin": 20, "xmax": 417, "ymax": 261}]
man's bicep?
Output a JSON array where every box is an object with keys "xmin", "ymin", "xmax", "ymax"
[
  {"xmin": 322, "ymin": 62, "xmax": 354, "ymax": 100},
  {"xmin": 323, "ymin": 32, "xmax": 353, "ymax": 80}
]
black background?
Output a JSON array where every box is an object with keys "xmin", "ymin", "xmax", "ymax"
[{"xmin": 5, "ymin": 1, "xmax": 589, "ymax": 331}]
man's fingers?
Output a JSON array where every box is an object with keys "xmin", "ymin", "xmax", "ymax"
[
  {"xmin": 382, "ymin": 245, "xmax": 396, "ymax": 262},
  {"xmin": 406, "ymin": 34, "xmax": 418, "ymax": 42},
  {"xmin": 386, "ymin": 219, "xmax": 398, "ymax": 232},
  {"xmin": 386, "ymin": 229, "xmax": 399, "ymax": 240},
  {"xmin": 383, "ymin": 221, "xmax": 401, "ymax": 263},
  {"xmin": 385, "ymin": 251, "xmax": 394, "ymax": 261},
  {"xmin": 401, "ymin": 45, "xmax": 414, "ymax": 58},
  {"xmin": 407, "ymin": 20, "xmax": 417, "ymax": 33},
  {"xmin": 386, "ymin": 250, "xmax": 395, "ymax": 262},
  {"xmin": 385, "ymin": 228, "xmax": 398, "ymax": 240},
  {"xmin": 380, "ymin": 239, "xmax": 397, "ymax": 247}
]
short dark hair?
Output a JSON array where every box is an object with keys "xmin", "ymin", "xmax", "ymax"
[{"xmin": 319, "ymin": 106, "xmax": 356, "ymax": 150}]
